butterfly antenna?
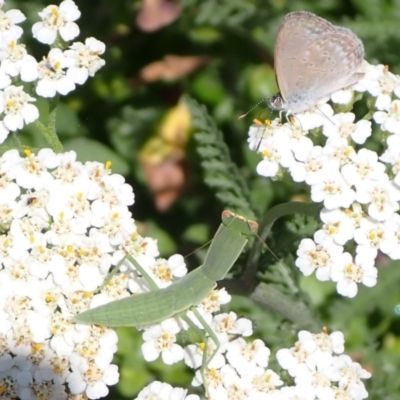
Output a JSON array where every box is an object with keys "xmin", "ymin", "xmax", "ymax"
[{"xmin": 238, "ymin": 97, "xmax": 269, "ymax": 120}]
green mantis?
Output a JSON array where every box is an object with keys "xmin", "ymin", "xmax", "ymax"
[
  {"xmin": 74, "ymin": 210, "xmax": 258, "ymax": 328},
  {"xmin": 74, "ymin": 210, "xmax": 258, "ymax": 384},
  {"xmin": 75, "ymin": 211, "xmax": 258, "ymax": 390},
  {"xmin": 75, "ymin": 211, "xmax": 258, "ymax": 393}
]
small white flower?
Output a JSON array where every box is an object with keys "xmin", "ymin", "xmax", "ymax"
[
  {"xmin": 0, "ymin": 85, "xmax": 39, "ymax": 131},
  {"xmin": 67, "ymin": 356, "xmax": 119, "ymax": 399},
  {"xmin": 19, "ymin": 372, "xmax": 68, "ymax": 400},
  {"xmin": 330, "ymin": 253, "xmax": 378, "ymax": 297},
  {"xmin": 0, "ymin": 40, "xmax": 39, "ymax": 82},
  {"xmin": 355, "ymin": 174, "xmax": 400, "ymax": 221},
  {"xmin": 248, "ymin": 369, "xmax": 283, "ymax": 397},
  {"xmin": 32, "ymin": 0, "xmax": 81, "ymax": 45},
  {"xmin": 149, "ymin": 254, "xmax": 187, "ymax": 288},
  {"xmin": 293, "ymin": 102, "xmax": 334, "ymax": 131},
  {"xmin": 380, "ymin": 134, "xmax": 400, "ymax": 187},
  {"xmin": 0, "ymin": 69, "xmax": 11, "ymax": 89},
  {"xmin": 13, "ymin": 149, "xmax": 58, "ymax": 190},
  {"xmin": 307, "ymin": 330, "xmax": 344, "ymax": 355},
  {"xmin": 380, "ymin": 213, "xmax": 400, "ymax": 259},
  {"xmin": 296, "ymin": 236, "xmax": 343, "ymax": 281},
  {"xmin": 94, "ymin": 173, "xmax": 135, "ymax": 208},
  {"xmin": 342, "ymin": 148, "xmax": 386, "ymax": 187},
  {"xmin": 166, "ymin": 254, "xmax": 187, "ymax": 277},
  {"xmin": 184, "ymin": 338, "xmax": 225, "ymax": 370},
  {"xmin": 141, "ymin": 319, "xmax": 184, "ymax": 365},
  {"xmin": 289, "ymin": 145, "xmax": 337, "ymax": 184},
  {"xmin": 247, "ymin": 119, "xmax": 282, "ymax": 151},
  {"xmin": 0, "ymin": 172, "xmax": 19, "ymax": 202},
  {"xmin": 323, "ymin": 137, "xmax": 355, "ymax": 166},
  {"xmin": 330, "ymin": 86, "xmax": 354, "ymax": 104},
  {"xmin": 25, "ymin": 309, "xmax": 52, "ymax": 342},
  {"xmin": 373, "ymin": 99, "xmax": 400, "ymax": 134},
  {"xmin": 344, "ymin": 202, "xmax": 366, "ymax": 229},
  {"xmin": 65, "ymin": 37, "xmax": 106, "ymax": 84},
  {"xmin": 276, "ymin": 343, "xmax": 314, "ymax": 378},
  {"xmin": 212, "ymin": 312, "xmax": 253, "ymax": 340},
  {"xmin": 256, "ymin": 133, "xmax": 295, "ymax": 178},
  {"xmin": 329, "ymin": 354, "xmax": 371, "ymax": 399},
  {"xmin": 287, "ymin": 122, "xmax": 314, "ymax": 161},
  {"xmin": 225, "ymin": 338, "xmax": 270, "ymax": 376},
  {"xmin": 354, "ymin": 217, "xmax": 386, "ymax": 259},
  {"xmin": 193, "ymin": 364, "xmax": 235, "ymax": 397},
  {"xmin": 171, "ymin": 388, "xmax": 200, "ymax": 400},
  {"xmin": 323, "ymin": 113, "xmax": 372, "ymax": 144},
  {"xmin": 279, "ymin": 385, "xmax": 315, "ymax": 400},
  {"xmin": 276, "ymin": 331, "xmax": 344, "ymax": 400},
  {"xmin": 311, "ymin": 171, "xmax": 356, "ymax": 210},
  {"xmin": 135, "ymin": 381, "xmax": 200, "ymax": 400},
  {"xmin": 224, "ymin": 376, "xmax": 253, "ymax": 399},
  {"xmin": 354, "ymin": 63, "xmax": 397, "ymax": 110},
  {"xmin": 315, "ymin": 208, "xmax": 355, "ymax": 246},
  {"xmin": 198, "ymin": 287, "xmax": 231, "ymax": 315},
  {"xmin": 36, "ymin": 48, "xmax": 76, "ymax": 97},
  {"xmin": 293, "ymin": 366, "xmax": 334, "ymax": 400},
  {"xmin": 0, "ymin": 8, "xmax": 25, "ymax": 45}
]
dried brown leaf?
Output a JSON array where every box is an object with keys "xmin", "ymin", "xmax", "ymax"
[
  {"xmin": 139, "ymin": 55, "xmax": 209, "ymax": 82},
  {"xmin": 136, "ymin": 0, "xmax": 182, "ymax": 32}
]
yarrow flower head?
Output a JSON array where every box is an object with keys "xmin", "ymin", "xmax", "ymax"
[
  {"xmin": 276, "ymin": 329, "xmax": 371, "ymax": 400},
  {"xmin": 0, "ymin": 148, "xmax": 143, "ymax": 398},
  {"xmin": 0, "ymin": 40, "xmax": 39, "ymax": 82},
  {"xmin": 64, "ymin": 37, "xmax": 106, "ymax": 85},
  {"xmin": 0, "ymin": 5, "xmax": 25, "ymax": 45},
  {"xmin": 36, "ymin": 48, "xmax": 76, "ymax": 97},
  {"xmin": 0, "ymin": 85, "xmax": 39, "ymax": 131},
  {"xmin": 32, "ymin": 0, "xmax": 81, "ymax": 45},
  {"xmin": 0, "ymin": 4, "xmax": 374, "ymax": 400},
  {"xmin": 134, "ymin": 381, "xmax": 200, "ymax": 400},
  {"xmin": 0, "ymin": 0, "xmax": 105, "ymax": 144},
  {"xmin": 248, "ymin": 61, "xmax": 400, "ymax": 297},
  {"xmin": 0, "ymin": 147, "xmax": 370, "ymax": 399}
]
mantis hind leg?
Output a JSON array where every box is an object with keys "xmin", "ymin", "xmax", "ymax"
[
  {"xmin": 95, "ymin": 252, "xmax": 159, "ymax": 294},
  {"xmin": 95, "ymin": 253, "xmax": 129, "ymax": 293},
  {"xmin": 190, "ymin": 307, "xmax": 221, "ymax": 397}
]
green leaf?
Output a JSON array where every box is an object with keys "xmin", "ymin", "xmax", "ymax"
[{"xmin": 186, "ymin": 96, "xmax": 257, "ymax": 220}]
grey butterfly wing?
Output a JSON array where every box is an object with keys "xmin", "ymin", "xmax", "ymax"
[
  {"xmin": 274, "ymin": 11, "xmax": 336, "ymax": 101},
  {"xmin": 302, "ymin": 26, "xmax": 364, "ymax": 97},
  {"xmin": 274, "ymin": 12, "xmax": 364, "ymax": 110}
]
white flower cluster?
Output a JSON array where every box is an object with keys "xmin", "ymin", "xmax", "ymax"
[
  {"xmin": 0, "ymin": 0, "xmax": 105, "ymax": 142},
  {"xmin": 108, "ymin": 248, "xmax": 370, "ymax": 400},
  {"xmin": 248, "ymin": 61, "xmax": 400, "ymax": 298},
  {"xmin": 0, "ymin": 147, "xmax": 370, "ymax": 399},
  {"xmin": 0, "ymin": 148, "xmax": 149, "ymax": 399},
  {"xmin": 276, "ymin": 330, "xmax": 371, "ymax": 400},
  {"xmin": 134, "ymin": 328, "xmax": 370, "ymax": 400},
  {"xmin": 135, "ymin": 381, "xmax": 199, "ymax": 400}
]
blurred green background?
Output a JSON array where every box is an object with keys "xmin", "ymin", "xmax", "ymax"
[{"xmin": 8, "ymin": 0, "xmax": 400, "ymax": 398}]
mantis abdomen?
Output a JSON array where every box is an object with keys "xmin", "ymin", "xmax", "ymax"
[{"xmin": 75, "ymin": 266, "xmax": 215, "ymax": 327}]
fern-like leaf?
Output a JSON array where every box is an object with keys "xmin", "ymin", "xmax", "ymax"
[{"xmin": 185, "ymin": 96, "xmax": 256, "ymax": 220}]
